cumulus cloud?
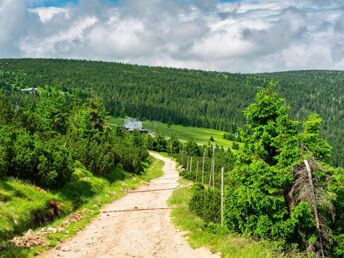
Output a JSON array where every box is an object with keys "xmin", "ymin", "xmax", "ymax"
[
  {"xmin": 1, "ymin": 0, "xmax": 344, "ymax": 72},
  {"xmin": 0, "ymin": 0, "xmax": 40, "ymax": 56}
]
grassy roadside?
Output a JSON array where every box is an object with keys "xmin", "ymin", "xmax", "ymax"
[
  {"xmin": 0, "ymin": 156, "xmax": 164, "ymax": 258},
  {"xmin": 168, "ymin": 177, "xmax": 293, "ymax": 258}
]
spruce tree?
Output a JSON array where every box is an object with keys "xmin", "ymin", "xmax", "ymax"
[{"xmin": 224, "ymin": 82, "xmax": 339, "ymax": 256}]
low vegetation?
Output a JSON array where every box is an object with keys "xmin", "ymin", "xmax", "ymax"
[{"xmin": 168, "ymin": 178, "xmax": 288, "ymax": 258}]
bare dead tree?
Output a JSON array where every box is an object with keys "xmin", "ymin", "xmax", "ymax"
[{"xmin": 289, "ymin": 159, "xmax": 334, "ymax": 257}]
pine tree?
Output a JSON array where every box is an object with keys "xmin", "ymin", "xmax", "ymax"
[
  {"xmin": 225, "ymin": 81, "xmax": 298, "ymax": 239},
  {"xmin": 224, "ymin": 82, "xmax": 340, "ymax": 255}
]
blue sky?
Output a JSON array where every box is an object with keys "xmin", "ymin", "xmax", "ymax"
[
  {"xmin": 27, "ymin": 0, "xmax": 240, "ymax": 8},
  {"xmin": 1, "ymin": 0, "xmax": 344, "ymax": 72},
  {"xmin": 27, "ymin": 0, "xmax": 78, "ymax": 8}
]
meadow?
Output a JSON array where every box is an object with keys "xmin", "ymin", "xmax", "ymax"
[{"xmin": 109, "ymin": 117, "xmax": 236, "ymax": 149}]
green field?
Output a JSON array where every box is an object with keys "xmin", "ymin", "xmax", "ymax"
[{"xmin": 109, "ymin": 117, "xmax": 236, "ymax": 149}]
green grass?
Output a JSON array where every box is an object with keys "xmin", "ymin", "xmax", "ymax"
[
  {"xmin": 0, "ymin": 156, "xmax": 164, "ymax": 258},
  {"xmin": 109, "ymin": 117, "xmax": 238, "ymax": 149},
  {"xmin": 168, "ymin": 178, "xmax": 302, "ymax": 258},
  {"xmin": 150, "ymin": 151, "xmax": 170, "ymax": 159},
  {"xmin": 0, "ymin": 180, "xmax": 73, "ymax": 242}
]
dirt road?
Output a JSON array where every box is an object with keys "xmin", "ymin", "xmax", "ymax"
[{"xmin": 43, "ymin": 152, "xmax": 218, "ymax": 258}]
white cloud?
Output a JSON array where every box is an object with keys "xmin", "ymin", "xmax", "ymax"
[
  {"xmin": 1, "ymin": 0, "xmax": 344, "ymax": 72},
  {"xmin": 29, "ymin": 7, "xmax": 70, "ymax": 23},
  {"xmin": 20, "ymin": 16, "xmax": 97, "ymax": 57}
]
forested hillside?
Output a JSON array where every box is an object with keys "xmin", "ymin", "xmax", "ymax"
[{"xmin": 0, "ymin": 59, "xmax": 342, "ymax": 166}]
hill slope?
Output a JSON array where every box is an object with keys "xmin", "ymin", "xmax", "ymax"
[
  {"xmin": 0, "ymin": 59, "xmax": 342, "ymax": 165},
  {"xmin": 110, "ymin": 117, "xmax": 236, "ymax": 148}
]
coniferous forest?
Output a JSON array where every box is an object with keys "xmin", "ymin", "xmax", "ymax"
[{"xmin": 0, "ymin": 59, "xmax": 342, "ymax": 167}]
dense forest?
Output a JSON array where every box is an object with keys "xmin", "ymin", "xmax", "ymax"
[{"xmin": 0, "ymin": 59, "xmax": 343, "ymax": 167}]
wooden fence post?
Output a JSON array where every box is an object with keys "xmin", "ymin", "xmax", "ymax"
[
  {"xmin": 196, "ymin": 161, "xmax": 199, "ymax": 182},
  {"xmin": 186, "ymin": 156, "xmax": 189, "ymax": 171},
  {"xmin": 208, "ymin": 159, "xmax": 212, "ymax": 187},
  {"xmin": 212, "ymin": 144, "xmax": 215, "ymax": 188},
  {"xmin": 190, "ymin": 157, "xmax": 193, "ymax": 174},
  {"xmin": 221, "ymin": 167, "xmax": 224, "ymax": 226},
  {"xmin": 202, "ymin": 150, "xmax": 205, "ymax": 184},
  {"xmin": 181, "ymin": 150, "xmax": 184, "ymax": 167}
]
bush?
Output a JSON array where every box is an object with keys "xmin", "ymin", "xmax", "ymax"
[
  {"xmin": 0, "ymin": 126, "xmax": 13, "ymax": 178},
  {"xmin": 71, "ymin": 161, "xmax": 92, "ymax": 181},
  {"xmin": 189, "ymin": 183, "xmax": 221, "ymax": 224},
  {"xmin": 330, "ymin": 168, "xmax": 344, "ymax": 257},
  {"xmin": 13, "ymin": 132, "xmax": 74, "ymax": 188}
]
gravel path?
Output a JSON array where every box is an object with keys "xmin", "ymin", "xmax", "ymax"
[{"xmin": 42, "ymin": 152, "xmax": 218, "ymax": 258}]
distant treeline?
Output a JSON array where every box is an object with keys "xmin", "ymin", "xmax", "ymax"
[{"xmin": 0, "ymin": 59, "xmax": 343, "ymax": 166}]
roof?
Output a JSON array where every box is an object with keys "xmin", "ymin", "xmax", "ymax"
[
  {"xmin": 123, "ymin": 118, "xmax": 143, "ymax": 131},
  {"xmin": 20, "ymin": 87, "xmax": 38, "ymax": 93}
]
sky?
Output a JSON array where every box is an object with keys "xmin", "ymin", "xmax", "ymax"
[{"xmin": 1, "ymin": 0, "xmax": 344, "ymax": 72}]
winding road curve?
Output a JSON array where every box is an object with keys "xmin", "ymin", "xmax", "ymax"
[{"xmin": 43, "ymin": 152, "xmax": 218, "ymax": 258}]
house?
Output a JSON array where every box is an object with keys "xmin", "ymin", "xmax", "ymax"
[
  {"xmin": 123, "ymin": 118, "xmax": 148, "ymax": 133},
  {"xmin": 20, "ymin": 88, "xmax": 38, "ymax": 94}
]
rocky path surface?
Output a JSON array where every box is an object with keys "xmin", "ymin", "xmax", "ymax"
[{"xmin": 43, "ymin": 152, "xmax": 218, "ymax": 258}]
